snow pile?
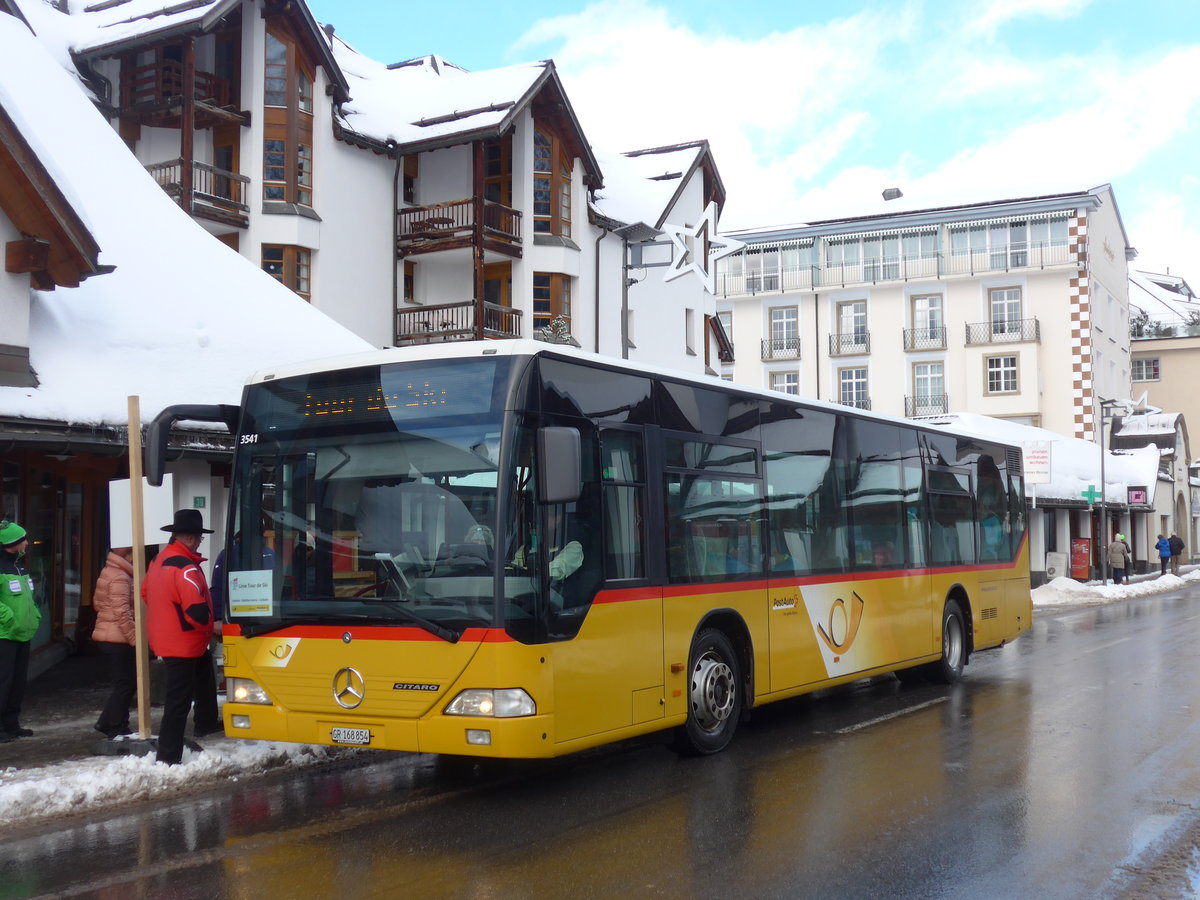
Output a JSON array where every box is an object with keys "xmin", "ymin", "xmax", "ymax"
[
  {"xmin": 1032, "ymin": 568, "xmax": 1200, "ymax": 608},
  {"xmin": 0, "ymin": 738, "xmax": 357, "ymax": 825}
]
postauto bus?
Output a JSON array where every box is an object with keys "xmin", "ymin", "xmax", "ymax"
[{"xmin": 146, "ymin": 340, "xmax": 1031, "ymax": 757}]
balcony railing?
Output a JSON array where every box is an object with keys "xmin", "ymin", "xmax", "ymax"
[
  {"xmin": 395, "ymin": 300, "xmax": 522, "ymax": 346},
  {"xmin": 838, "ymin": 397, "xmax": 872, "ymax": 411},
  {"xmin": 122, "ymin": 60, "xmax": 231, "ymax": 109},
  {"xmin": 829, "ymin": 331, "xmax": 870, "ymax": 356},
  {"xmin": 1130, "ymin": 314, "xmax": 1200, "ymax": 340},
  {"xmin": 965, "ymin": 318, "xmax": 1040, "ymax": 345},
  {"xmin": 903, "ymin": 325, "xmax": 947, "ymax": 350},
  {"xmin": 146, "ymin": 159, "xmax": 249, "ymax": 225},
  {"xmin": 397, "ymin": 199, "xmax": 522, "ymax": 253},
  {"xmin": 905, "ymin": 393, "xmax": 949, "ymax": 417},
  {"xmin": 761, "ymin": 336, "xmax": 801, "ymax": 360},
  {"xmin": 716, "ymin": 240, "xmax": 1073, "ymax": 298}
]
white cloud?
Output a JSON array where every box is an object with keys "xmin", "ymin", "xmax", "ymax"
[
  {"xmin": 970, "ymin": 0, "xmax": 1094, "ymax": 35},
  {"xmin": 514, "ymin": 0, "xmax": 1200, "ymax": 278}
]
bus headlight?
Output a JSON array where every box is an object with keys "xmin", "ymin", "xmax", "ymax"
[
  {"xmin": 227, "ymin": 678, "xmax": 272, "ymax": 705},
  {"xmin": 444, "ymin": 688, "xmax": 535, "ymax": 717}
]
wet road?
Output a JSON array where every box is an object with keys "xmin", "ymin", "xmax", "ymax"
[{"xmin": 6, "ymin": 588, "xmax": 1200, "ymax": 899}]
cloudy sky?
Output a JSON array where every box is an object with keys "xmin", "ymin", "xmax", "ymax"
[{"xmin": 306, "ymin": 0, "xmax": 1198, "ymax": 275}]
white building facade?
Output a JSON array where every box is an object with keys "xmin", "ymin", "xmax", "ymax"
[
  {"xmin": 716, "ymin": 186, "xmax": 1135, "ymax": 440},
  {"xmin": 51, "ymin": 0, "xmax": 728, "ymax": 375}
]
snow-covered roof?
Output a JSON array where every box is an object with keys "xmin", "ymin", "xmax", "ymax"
[
  {"xmin": 62, "ymin": 0, "xmax": 235, "ymax": 55},
  {"xmin": 0, "ymin": 15, "xmax": 371, "ymax": 426},
  {"xmin": 1130, "ymin": 269, "xmax": 1200, "ymax": 321},
  {"xmin": 726, "ymin": 185, "xmax": 1107, "ymax": 243},
  {"xmin": 1115, "ymin": 413, "xmax": 1181, "ymax": 437},
  {"xmin": 330, "ymin": 36, "xmax": 550, "ymax": 149},
  {"xmin": 593, "ymin": 142, "xmax": 712, "ymax": 229},
  {"xmin": 921, "ymin": 412, "xmax": 1162, "ymax": 506}
]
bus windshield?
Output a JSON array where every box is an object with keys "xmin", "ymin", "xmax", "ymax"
[{"xmin": 224, "ymin": 356, "xmax": 516, "ymax": 638}]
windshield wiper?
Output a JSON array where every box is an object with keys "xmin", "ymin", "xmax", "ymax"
[{"xmin": 356, "ymin": 600, "xmax": 462, "ymax": 643}]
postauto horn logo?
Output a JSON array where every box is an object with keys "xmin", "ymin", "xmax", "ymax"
[{"xmin": 816, "ymin": 591, "xmax": 865, "ymax": 655}]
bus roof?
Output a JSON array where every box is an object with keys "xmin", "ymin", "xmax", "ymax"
[{"xmin": 246, "ymin": 340, "xmax": 1017, "ymax": 449}]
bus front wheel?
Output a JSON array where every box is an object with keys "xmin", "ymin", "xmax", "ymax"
[
  {"xmin": 931, "ymin": 598, "xmax": 967, "ymax": 684},
  {"xmin": 672, "ymin": 628, "xmax": 742, "ymax": 756}
]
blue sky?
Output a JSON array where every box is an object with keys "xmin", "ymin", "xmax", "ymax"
[{"xmin": 307, "ymin": 0, "xmax": 1200, "ymax": 275}]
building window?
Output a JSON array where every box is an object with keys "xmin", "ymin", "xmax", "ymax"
[
  {"xmin": 263, "ymin": 26, "xmax": 315, "ymax": 207},
  {"xmin": 989, "ymin": 287, "xmax": 1022, "ymax": 337},
  {"xmin": 1132, "ymin": 358, "xmax": 1160, "ymax": 382},
  {"xmin": 403, "ymin": 156, "xmax": 418, "ymax": 205},
  {"xmin": 912, "ymin": 294, "xmax": 943, "ymax": 337},
  {"xmin": 770, "ymin": 371, "xmax": 799, "ymax": 394},
  {"xmin": 403, "ymin": 261, "xmax": 415, "ymax": 303},
  {"xmin": 769, "ymin": 306, "xmax": 798, "ymax": 357},
  {"xmin": 483, "ymin": 262, "xmax": 511, "ymax": 307},
  {"xmin": 263, "ymin": 245, "xmax": 311, "ymax": 299},
  {"xmin": 483, "ymin": 136, "xmax": 511, "ymax": 206},
  {"xmin": 838, "ymin": 300, "xmax": 867, "ymax": 341},
  {"xmin": 533, "ymin": 128, "xmax": 572, "ymax": 236},
  {"xmin": 839, "ymin": 367, "xmax": 868, "ymax": 408},
  {"xmin": 534, "ymin": 273, "xmax": 571, "ymax": 330},
  {"xmin": 986, "ymin": 355, "xmax": 1018, "ymax": 393},
  {"xmin": 910, "ymin": 362, "xmax": 945, "ymax": 415}
]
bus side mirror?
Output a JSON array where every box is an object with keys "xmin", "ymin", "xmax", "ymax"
[{"xmin": 537, "ymin": 427, "xmax": 581, "ymax": 504}]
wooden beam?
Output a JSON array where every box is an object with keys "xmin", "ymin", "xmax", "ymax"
[{"xmin": 5, "ymin": 237, "xmax": 48, "ymax": 274}]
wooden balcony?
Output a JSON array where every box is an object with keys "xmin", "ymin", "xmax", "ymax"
[
  {"xmin": 395, "ymin": 301, "xmax": 522, "ymax": 346},
  {"xmin": 397, "ymin": 199, "xmax": 522, "ymax": 258},
  {"xmin": 120, "ymin": 61, "xmax": 246, "ymax": 127},
  {"xmin": 146, "ymin": 159, "xmax": 249, "ymax": 228}
]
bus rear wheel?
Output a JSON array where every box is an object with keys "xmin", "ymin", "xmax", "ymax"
[{"xmin": 672, "ymin": 628, "xmax": 742, "ymax": 756}]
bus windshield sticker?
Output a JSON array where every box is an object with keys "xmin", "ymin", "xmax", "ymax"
[{"xmin": 229, "ymin": 569, "xmax": 274, "ymax": 617}]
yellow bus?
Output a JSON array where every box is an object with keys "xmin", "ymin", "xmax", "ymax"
[{"xmin": 148, "ymin": 340, "xmax": 1031, "ymax": 757}]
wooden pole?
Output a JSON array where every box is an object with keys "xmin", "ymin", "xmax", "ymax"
[{"xmin": 127, "ymin": 395, "xmax": 152, "ymax": 739}]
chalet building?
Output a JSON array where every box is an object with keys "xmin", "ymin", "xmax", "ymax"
[
  {"xmin": 34, "ymin": 0, "xmax": 730, "ymax": 372},
  {"xmin": 715, "ymin": 185, "xmax": 1135, "ymax": 442},
  {"xmin": 0, "ymin": 11, "xmax": 368, "ymax": 672}
]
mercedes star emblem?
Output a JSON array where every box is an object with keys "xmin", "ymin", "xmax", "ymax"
[{"xmin": 332, "ymin": 666, "xmax": 366, "ymax": 709}]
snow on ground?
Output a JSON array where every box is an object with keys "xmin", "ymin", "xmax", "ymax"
[
  {"xmin": 0, "ymin": 734, "xmax": 362, "ymax": 829},
  {"xmin": 1, "ymin": 568, "xmax": 1195, "ymax": 831}
]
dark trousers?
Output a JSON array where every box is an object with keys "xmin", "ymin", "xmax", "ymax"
[
  {"xmin": 157, "ymin": 651, "xmax": 218, "ymax": 764},
  {"xmin": 1161, "ymin": 557, "xmax": 1170, "ymax": 576},
  {"xmin": 0, "ymin": 638, "xmax": 31, "ymax": 734},
  {"xmin": 1111, "ymin": 568, "xmax": 1125, "ymax": 585},
  {"xmin": 96, "ymin": 642, "xmax": 136, "ymax": 735}
]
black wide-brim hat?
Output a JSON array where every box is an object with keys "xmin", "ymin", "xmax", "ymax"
[{"xmin": 161, "ymin": 508, "xmax": 213, "ymax": 534}]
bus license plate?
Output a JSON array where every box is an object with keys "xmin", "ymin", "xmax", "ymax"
[{"xmin": 331, "ymin": 727, "xmax": 371, "ymax": 745}]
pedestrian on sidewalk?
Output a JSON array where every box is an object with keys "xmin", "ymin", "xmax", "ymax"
[
  {"xmin": 92, "ymin": 547, "xmax": 137, "ymax": 739},
  {"xmin": 0, "ymin": 519, "xmax": 40, "ymax": 743},
  {"xmin": 1156, "ymin": 534, "xmax": 1172, "ymax": 577},
  {"xmin": 1168, "ymin": 533, "xmax": 1185, "ymax": 576},
  {"xmin": 142, "ymin": 510, "xmax": 219, "ymax": 765},
  {"xmin": 1107, "ymin": 534, "xmax": 1130, "ymax": 585}
]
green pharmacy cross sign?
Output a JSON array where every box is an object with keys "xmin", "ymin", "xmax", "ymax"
[{"xmin": 1081, "ymin": 484, "xmax": 1102, "ymax": 506}]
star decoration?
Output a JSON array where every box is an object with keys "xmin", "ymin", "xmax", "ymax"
[{"xmin": 661, "ymin": 201, "xmax": 744, "ymax": 294}]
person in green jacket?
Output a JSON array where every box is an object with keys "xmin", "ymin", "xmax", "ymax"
[{"xmin": 0, "ymin": 519, "xmax": 40, "ymax": 742}]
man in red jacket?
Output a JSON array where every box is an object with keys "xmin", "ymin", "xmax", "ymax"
[{"xmin": 142, "ymin": 509, "xmax": 220, "ymax": 765}]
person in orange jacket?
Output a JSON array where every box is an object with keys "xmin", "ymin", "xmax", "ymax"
[
  {"xmin": 141, "ymin": 510, "xmax": 220, "ymax": 764},
  {"xmin": 92, "ymin": 547, "xmax": 137, "ymax": 739}
]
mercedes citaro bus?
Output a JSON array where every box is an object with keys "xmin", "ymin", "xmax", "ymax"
[{"xmin": 146, "ymin": 340, "xmax": 1030, "ymax": 757}]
